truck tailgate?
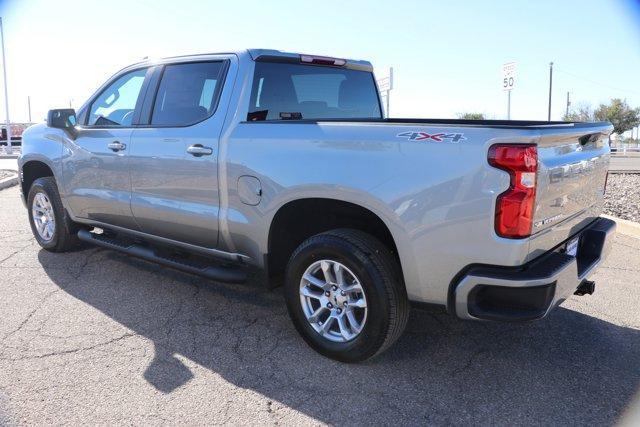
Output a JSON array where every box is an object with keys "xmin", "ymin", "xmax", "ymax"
[{"xmin": 528, "ymin": 123, "xmax": 613, "ymax": 258}]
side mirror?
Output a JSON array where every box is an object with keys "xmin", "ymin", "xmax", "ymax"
[{"xmin": 47, "ymin": 109, "xmax": 77, "ymax": 138}]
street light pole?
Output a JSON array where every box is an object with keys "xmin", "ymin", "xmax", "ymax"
[
  {"xmin": 27, "ymin": 96, "xmax": 31, "ymax": 123},
  {"xmin": 547, "ymin": 61, "xmax": 553, "ymax": 121},
  {"xmin": 0, "ymin": 18, "xmax": 11, "ymax": 154}
]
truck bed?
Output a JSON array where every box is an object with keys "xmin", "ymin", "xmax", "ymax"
[
  {"xmin": 246, "ymin": 117, "xmax": 611, "ymax": 129},
  {"xmin": 231, "ymin": 117, "xmax": 613, "ymax": 304}
]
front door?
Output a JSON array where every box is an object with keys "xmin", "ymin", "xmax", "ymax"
[
  {"xmin": 62, "ymin": 67, "xmax": 149, "ymax": 229},
  {"xmin": 129, "ymin": 60, "xmax": 228, "ymax": 249}
]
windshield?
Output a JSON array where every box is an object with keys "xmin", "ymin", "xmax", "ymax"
[{"xmin": 247, "ymin": 62, "xmax": 381, "ymax": 121}]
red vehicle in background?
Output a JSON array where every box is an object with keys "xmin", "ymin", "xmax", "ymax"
[{"xmin": 1, "ymin": 123, "xmax": 31, "ymax": 145}]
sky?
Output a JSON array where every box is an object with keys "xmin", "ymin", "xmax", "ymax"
[{"xmin": 0, "ymin": 0, "xmax": 639, "ymax": 125}]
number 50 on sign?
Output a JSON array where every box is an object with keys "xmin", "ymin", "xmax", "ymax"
[{"xmin": 502, "ymin": 62, "xmax": 516, "ymax": 91}]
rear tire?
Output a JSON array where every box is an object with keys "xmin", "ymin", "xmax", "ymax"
[
  {"xmin": 27, "ymin": 177, "xmax": 80, "ymax": 252},
  {"xmin": 284, "ymin": 229, "xmax": 409, "ymax": 362}
]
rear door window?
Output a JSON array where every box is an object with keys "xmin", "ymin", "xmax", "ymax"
[
  {"xmin": 248, "ymin": 62, "xmax": 382, "ymax": 121},
  {"xmin": 151, "ymin": 61, "xmax": 226, "ymax": 126}
]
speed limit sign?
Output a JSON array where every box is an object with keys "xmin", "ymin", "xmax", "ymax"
[{"xmin": 502, "ymin": 62, "xmax": 516, "ymax": 91}]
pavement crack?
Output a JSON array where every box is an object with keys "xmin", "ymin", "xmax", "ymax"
[
  {"xmin": 0, "ymin": 332, "xmax": 137, "ymax": 361},
  {"xmin": 0, "ymin": 243, "xmax": 32, "ymax": 265},
  {"xmin": 451, "ymin": 347, "xmax": 486, "ymax": 376},
  {"xmin": 1, "ymin": 289, "xmax": 61, "ymax": 343},
  {"xmin": 73, "ymin": 248, "xmax": 102, "ymax": 279},
  {"xmin": 600, "ymin": 266, "xmax": 640, "ymax": 273}
]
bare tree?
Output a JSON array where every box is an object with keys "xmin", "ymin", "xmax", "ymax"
[
  {"xmin": 563, "ymin": 102, "xmax": 594, "ymax": 122},
  {"xmin": 457, "ymin": 112, "xmax": 486, "ymax": 120}
]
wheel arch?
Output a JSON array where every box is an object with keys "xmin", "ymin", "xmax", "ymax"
[
  {"xmin": 266, "ymin": 197, "xmax": 406, "ymax": 285},
  {"xmin": 21, "ymin": 160, "xmax": 55, "ymax": 198}
]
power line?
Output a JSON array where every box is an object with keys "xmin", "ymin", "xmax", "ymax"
[{"xmin": 555, "ymin": 68, "xmax": 640, "ymax": 96}]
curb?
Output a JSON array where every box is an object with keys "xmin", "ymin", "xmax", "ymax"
[
  {"xmin": 0, "ymin": 170, "xmax": 18, "ymax": 191},
  {"xmin": 0, "ymin": 150, "xmax": 20, "ymax": 160},
  {"xmin": 602, "ymin": 214, "xmax": 640, "ymax": 240}
]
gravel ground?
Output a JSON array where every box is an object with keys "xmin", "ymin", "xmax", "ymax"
[{"xmin": 604, "ymin": 174, "xmax": 640, "ymax": 222}]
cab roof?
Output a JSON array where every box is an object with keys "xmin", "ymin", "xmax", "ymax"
[
  {"xmin": 134, "ymin": 49, "xmax": 374, "ymax": 72},
  {"xmin": 246, "ymin": 49, "xmax": 374, "ymax": 72}
]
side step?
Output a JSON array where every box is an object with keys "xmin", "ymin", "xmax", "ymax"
[{"xmin": 77, "ymin": 229, "xmax": 247, "ymax": 284}]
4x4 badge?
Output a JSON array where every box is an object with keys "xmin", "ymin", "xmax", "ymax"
[{"xmin": 396, "ymin": 131, "xmax": 466, "ymax": 143}]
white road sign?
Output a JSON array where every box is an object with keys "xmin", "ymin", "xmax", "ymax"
[
  {"xmin": 377, "ymin": 67, "xmax": 394, "ymax": 92},
  {"xmin": 502, "ymin": 62, "xmax": 516, "ymax": 91},
  {"xmin": 377, "ymin": 77, "xmax": 392, "ymax": 92}
]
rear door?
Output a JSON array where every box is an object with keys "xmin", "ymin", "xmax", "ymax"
[
  {"xmin": 129, "ymin": 58, "xmax": 231, "ymax": 249},
  {"xmin": 62, "ymin": 67, "xmax": 151, "ymax": 229}
]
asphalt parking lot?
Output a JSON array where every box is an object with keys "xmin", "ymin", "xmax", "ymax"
[
  {"xmin": 0, "ymin": 185, "xmax": 639, "ymax": 425},
  {"xmin": 610, "ymin": 155, "xmax": 640, "ymax": 173}
]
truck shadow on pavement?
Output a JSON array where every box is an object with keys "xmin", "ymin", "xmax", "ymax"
[{"xmin": 39, "ymin": 247, "xmax": 640, "ymax": 425}]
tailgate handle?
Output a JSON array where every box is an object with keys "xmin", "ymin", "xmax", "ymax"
[{"xmin": 579, "ymin": 133, "xmax": 599, "ymax": 146}]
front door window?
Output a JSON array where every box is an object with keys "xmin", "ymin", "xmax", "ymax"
[{"xmin": 88, "ymin": 68, "xmax": 147, "ymax": 126}]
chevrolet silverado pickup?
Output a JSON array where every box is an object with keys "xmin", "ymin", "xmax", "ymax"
[{"xmin": 19, "ymin": 49, "xmax": 616, "ymax": 362}]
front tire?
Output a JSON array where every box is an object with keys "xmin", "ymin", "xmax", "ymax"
[
  {"xmin": 27, "ymin": 177, "xmax": 79, "ymax": 252},
  {"xmin": 284, "ymin": 229, "xmax": 409, "ymax": 362}
]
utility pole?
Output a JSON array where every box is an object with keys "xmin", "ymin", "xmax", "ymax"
[
  {"xmin": 386, "ymin": 67, "xmax": 393, "ymax": 117},
  {"xmin": 565, "ymin": 91, "xmax": 570, "ymax": 119},
  {"xmin": 27, "ymin": 96, "xmax": 31, "ymax": 123},
  {"xmin": 0, "ymin": 17, "xmax": 11, "ymax": 154},
  {"xmin": 547, "ymin": 61, "xmax": 553, "ymax": 121}
]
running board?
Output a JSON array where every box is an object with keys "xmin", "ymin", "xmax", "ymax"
[{"xmin": 77, "ymin": 229, "xmax": 247, "ymax": 284}]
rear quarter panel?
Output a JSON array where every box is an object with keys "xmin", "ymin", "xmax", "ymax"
[{"xmin": 223, "ymin": 122, "xmax": 540, "ymax": 305}]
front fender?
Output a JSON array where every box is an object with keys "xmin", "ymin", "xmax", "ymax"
[{"xmin": 19, "ymin": 123, "xmax": 68, "ymax": 199}]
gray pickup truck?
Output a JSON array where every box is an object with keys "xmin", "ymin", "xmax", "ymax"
[{"xmin": 19, "ymin": 49, "xmax": 616, "ymax": 362}]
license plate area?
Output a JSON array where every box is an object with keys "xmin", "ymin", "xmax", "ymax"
[{"xmin": 565, "ymin": 236, "xmax": 580, "ymax": 257}]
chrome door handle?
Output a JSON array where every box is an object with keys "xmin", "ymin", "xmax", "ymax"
[
  {"xmin": 187, "ymin": 144, "xmax": 213, "ymax": 157},
  {"xmin": 108, "ymin": 141, "xmax": 126, "ymax": 152}
]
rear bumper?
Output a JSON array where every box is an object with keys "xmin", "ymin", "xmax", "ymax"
[{"xmin": 452, "ymin": 217, "xmax": 616, "ymax": 321}]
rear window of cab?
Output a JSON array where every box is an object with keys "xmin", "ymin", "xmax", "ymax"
[{"xmin": 247, "ymin": 62, "xmax": 382, "ymax": 121}]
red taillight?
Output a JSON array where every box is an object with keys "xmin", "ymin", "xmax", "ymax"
[
  {"xmin": 300, "ymin": 55, "xmax": 347, "ymax": 67},
  {"xmin": 488, "ymin": 144, "xmax": 538, "ymax": 239}
]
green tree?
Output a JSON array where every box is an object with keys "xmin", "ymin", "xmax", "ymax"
[
  {"xmin": 593, "ymin": 99, "xmax": 640, "ymax": 134},
  {"xmin": 457, "ymin": 112, "xmax": 486, "ymax": 120}
]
